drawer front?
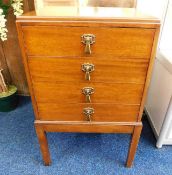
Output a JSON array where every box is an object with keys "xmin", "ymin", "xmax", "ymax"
[
  {"xmin": 38, "ymin": 103, "xmax": 140, "ymax": 122},
  {"xmin": 23, "ymin": 26, "xmax": 155, "ymax": 58},
  {"xmin": 33, "ymin": 82, "xmax": 144, "ymax": 104},
  {"xmin": 29, "ymin": 57, "xmax": 148, "ymax": 84}
]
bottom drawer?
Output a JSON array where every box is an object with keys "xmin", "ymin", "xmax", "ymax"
[{"xmin": 37, "ymin": 103, "xmax": 140, "ymax": 122}]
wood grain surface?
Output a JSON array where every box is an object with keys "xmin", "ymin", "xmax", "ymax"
[
  {"xmin": 35, "ymin": 120, "xmax": 136, "ymax": 133},
  {"xmin": 28, "ymin": 57, "xmax": 148, "ymax": 84},
  {"xmin": 23, "ymin": 26, "xmax": 155, "ymax": 58},
  {"xmin": 32, "ymin": 81, "xmax": 144, "ymax": 104},
  {"xmin": 37, "ymin": 103, "xmax": 140, "ymax": 122}
]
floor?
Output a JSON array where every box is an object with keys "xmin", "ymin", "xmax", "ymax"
[{"xmin": 0, "ymin": 97, "xmax": 172, "ymax": 175}]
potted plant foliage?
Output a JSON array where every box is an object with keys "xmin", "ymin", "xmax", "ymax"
[
  {"xmin": 0, "ymin": 0, "xmax": 23, "ymax": 41},
  {"xmin": 0, "ymin": 0, "xmax": 23, "ymax": 111},
  {"xmin": 0, "ymin": 69, "xmax": 18, "ymax": 112}
]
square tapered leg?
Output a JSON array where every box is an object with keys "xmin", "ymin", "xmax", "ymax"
[
  {"xmin": 35, "ymin": 125, "xmax": 51, "ymax": 166},
  {"xmin": 126, "ymin": 124, "xmax": 142, "ymax": 168}
]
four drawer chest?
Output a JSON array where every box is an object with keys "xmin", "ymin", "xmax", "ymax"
[{"xmin": 16, "ymin": 5, "xmax": 160, "ymax": 167}]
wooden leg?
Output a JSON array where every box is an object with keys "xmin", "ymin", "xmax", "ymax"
[
  {"xmin": 126, "ymin": 124, "xmax": 142, "ymax": 168},
  {"xmin": 35, "ymin": 125, "xmax": 51, "ymax": 166}
]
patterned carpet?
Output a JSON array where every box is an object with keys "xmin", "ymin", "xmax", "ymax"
[{"xmin": 0, "ymin": 96, "xmax": 172, "ymax": 175}]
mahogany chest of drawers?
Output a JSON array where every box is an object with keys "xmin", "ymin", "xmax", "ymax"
[{"xmin": 16, "ymin": 7, "xmax": 160, "ymax": 167}]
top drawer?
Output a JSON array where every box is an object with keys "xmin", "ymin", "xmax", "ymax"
[{"xmin": 22, "ymin": 26, "xmax": 155, "ymax": 58}]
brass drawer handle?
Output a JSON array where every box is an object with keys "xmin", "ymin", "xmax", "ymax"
[
  {"xmin": 81, "ymin": 34, "xmax": 95, "ymax": 54},
  {"xmin": 82, "ymin": 87, "xmax": 94, "ymax": 103},
  {"xmin": 82, "ymin": 63, "xmax": 95, "ymax": 81},
  {"xmin": 83, "ymin": 107, "xmax": 94, "ymax": 121}
]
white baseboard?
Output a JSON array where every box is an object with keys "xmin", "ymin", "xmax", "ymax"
[{"xmin": 163, "ymin": 139, "xmax": 172, "ymax": 145}]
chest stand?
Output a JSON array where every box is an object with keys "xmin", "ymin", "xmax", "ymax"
[{"xmin": 35, "ymin": 121, "xmax": 142, "ymax": 168}]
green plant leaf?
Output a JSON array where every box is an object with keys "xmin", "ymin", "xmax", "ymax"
[{"xmin": 0, "ymin": 0, "xmax": 11, "ymax": 15}]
